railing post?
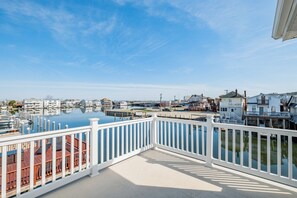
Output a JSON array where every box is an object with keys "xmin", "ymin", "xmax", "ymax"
[
  {"xmin": 206, "ymin": 115, "xmax": 214, "ymax": 167},
  {"xmin": 89, "ymin": 118, "xmax": 99, "ymax": 177},
  {"xmin": 151, "ymin": 113, "xmax": 158, "ymax": 149}
]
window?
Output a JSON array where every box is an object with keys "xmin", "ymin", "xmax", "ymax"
[
  {"xmin": 231, "ymin": 109, "xmax": 234, "ymax": 112},
  {"xmin": 220, "ymin": 108, "xmax": 227, "ymax": 112},
  {"xmin": 252, "ymin": 106, "xmax": 256, "ymax": 112}
]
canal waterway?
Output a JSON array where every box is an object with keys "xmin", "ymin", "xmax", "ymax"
[{"xmin": 20, "ymin": 108, "xmax": 130, "ymax": 134}]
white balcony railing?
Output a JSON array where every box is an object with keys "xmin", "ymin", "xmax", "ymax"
[{"xmin": 0, "ymin": 115, "xmax": 297, "ymax": 198}]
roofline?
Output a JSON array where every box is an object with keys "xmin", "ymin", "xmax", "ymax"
[{"xmin": 272, "ymin": 0, "xmax": 294, "ymax": 40}]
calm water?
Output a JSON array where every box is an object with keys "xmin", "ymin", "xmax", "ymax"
[{"xmin": 21, "ymin": 108, "xmax": 129, "ymax": 134}]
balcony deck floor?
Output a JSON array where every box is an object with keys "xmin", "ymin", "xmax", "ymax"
[{"xmin": 41, "ymin": 149, "xmax": 297, "ymax": 198}]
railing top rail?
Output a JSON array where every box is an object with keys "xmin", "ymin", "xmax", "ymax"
[
  {"xmin": 156, "ymin": 117, "xmax": 207, "ymax": 126},
  {"xmin": 212, "ymin": 121, "xmax": 297, "ymax": 135},
  {"xmin": 98, "ymin": 117, "xmax": 153, "ymax": 129},
  {"xmin": 0, "ymin": 126, "xmax": 91, "ymax": 146}
]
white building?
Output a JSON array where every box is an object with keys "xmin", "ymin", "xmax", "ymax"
[
  {"xmin": 92, "ymin": 100, "xmax": 101, "ymax": 107},
  {"xmin": 188, "ymin": 94, "xmax": 203, "ymax": 103},
  {"xmin": 101, "ymin": 98, "xmax": 113, "ymax": 106},
  {"xmin": 245, "ymin": 93, "xmax": 290, "ymax": 128},
  {"xmin": 219, "ymin": 90, "xmax": 245, "ymax": 124},
  {"xmin": 43, "ymin": 99, "xmax": 61, "ymax": 109},
  {"xmin": 80, "ymin": 100, "xmax": 93, "ymax": 107},
  {"xmin": 23, "ymin": 99, "xmax": 44, "ymax": 109},
  {"xmin": 246, "ymin": 94, "xmax": 282, "ymax": 115},
  {"xmin": 61, "ymin": 99, "xmax": 80, "ymax": 108}
]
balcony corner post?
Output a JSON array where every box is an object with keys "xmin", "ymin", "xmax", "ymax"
[
  {"xmin": 89, "ymin": 118, "xmax": 100, "ymax": 177},
  {"xmin": 151, "ymin": 113, "xmax": 158, "ymax": 149},
  {"xmin": 206, "ymin": 115, "xmax": 214, "ymax": 167}
]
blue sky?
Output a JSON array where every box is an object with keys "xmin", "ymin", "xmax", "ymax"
[{"xmin": 0, "ymin": 0, "xmax": 296, "ymax": 100}]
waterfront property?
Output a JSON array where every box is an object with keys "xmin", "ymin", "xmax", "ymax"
[
  {"xmin": 1, "ymin": 115, "xmax": 297, "ymax": 197},
  {"xmin": 245, "ymin": 93, "xmax": 290, "ymax": 129},
  {"xmin": 92, "ymin": 100, "xmax": 101, "ymax": 107},
  {"xmin": 61, "ymin": 99, "xmax": 80, "ymax": 108},
  {"xmin": 43, "ymin": 100, "xmax": 61, "ymax": 109},
  {"xmin": 23, "ymin": 99, "xmax": 44, "ymax": 109},
  {"xmin": 101, "ymin": 98, "xmax": 113, "ymax": 106},
  {"xmin": 79, "ymin": 100, "xmax": 93, "ymax": 108},
  {"xmin": 219, "ymin": 90, "xmax": 246, "ymax": 124}
]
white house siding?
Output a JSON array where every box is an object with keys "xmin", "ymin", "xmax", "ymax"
[
  {"xmin": 43, "ymin": 100, "xmax": 61, "ymax": 109},
  {"xmin": 219, "ymin": 98, "xmax": 244, "ymax": 121},
  {"xmin": 23, "ymin": 99, "xmax": 44, "ymax": 109},
  {"xmin": 247, "ymin": 95, "xmax": 281, "ymax": 114}
]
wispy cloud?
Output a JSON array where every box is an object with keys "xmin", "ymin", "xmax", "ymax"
[{"xmin": 0, "ymin": 1, "xmax": 117, "ymax": 44}]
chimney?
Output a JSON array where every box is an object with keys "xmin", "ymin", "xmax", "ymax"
[
  {"xmin": 235, "ymin": 89, "xmax": 238, "ymax": 95},
  {"xmin": 201, "ymin": 93, "xmax": 203, "ymax": 98}
]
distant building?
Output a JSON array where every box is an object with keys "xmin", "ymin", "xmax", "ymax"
[
  {"xmin": 188, "ymin": 95, "xmax": 214, "ymax": 111},
  {"xmin": 23, "ymin": 99, "xmax": 44, "ymax": 109},
  {"xmin": 80, "ymin": 100, "xmax": 93, "ymax": 107},
  {"xmin": 92, "ymin": 100, "xmax": 101, "ymax": 107},
  {"xmin": 119, "ymin": 101, "xmax": 128, "ymax": 109},
  {"xmin": 61, "ymin": 99, "xmax": 80, "ymax": 108},
  {"xmin": 245, "ymin": 93, "xmax": 290, "ymax": 129},
  {"xmin": 219, "ymin": 90, "xmax": 245, "ymax": 124},
  {"xmin": 188, "ymin": 94, "xmax": 203, "ymax": 103},
  {"xmin": 101, "ymin": 98, "xmax": 113, "ymax": 106},
  {"xmin": 0, "ymin": 101, "xmax": 7, "ymax": 111},
  {"xmin": 43, "ymin": 99, "xmax": 61, "ymax": 109}
]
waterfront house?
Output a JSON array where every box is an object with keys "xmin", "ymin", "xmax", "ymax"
[
  {"xmin": 92, "ymin": 100, "xmax": 101, "ymax": 107},
  {"xmin": 113, "ymin": 101, "xmax": 128, "ymax": 109},
  {"xmin": 0, "ymin": 101, "xmax": 7, "ymax": 112},
  {"xmin": 61, "ymin": 99, "xmax": 80, "ymax": 108},
  {"xmin": 43, "ymin": 99, "xmax": 61, "ymax": 109},
  {"xmin": 23, "ymin": 99, "xmax": 44, "ymax": 109},
  {"xmin": 219, "ymin": 89, "xmax": 245, "ymax": 124},
  {"xmin": 101, "ymin": 98, "xmax": 113, "ymax": 106},
  {"xmin": 80, "ymin": 100, "xmax": 93, "ymax": 107},
  {"xmin": 245, "ymin": 93, "xmax": 290, "ymax": 128},
  {"xmin": 188, "ymin": 95, "xmax": 213, "ymax": 111},
  {"xmin": 188, "ymin": 94, "xmax": 203, "ymax": 103}
]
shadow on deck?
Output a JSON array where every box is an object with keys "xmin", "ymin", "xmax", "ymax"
[{"xmin": 40, "ymin": 149, "xmax": 297, "ymax": 198}]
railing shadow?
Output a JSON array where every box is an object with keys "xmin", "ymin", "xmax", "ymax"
[{"xmin": 139, "ymin": 149, "xmax": 295, "ymax": 196}]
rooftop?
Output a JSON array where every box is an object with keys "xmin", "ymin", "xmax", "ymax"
[
  {"xmin": 41, "ymin": 149, "xmax": 297, "ymax": 198},
  {"xmin": 219, "ymin": 91, "xmax": 244, "ymax": 99}
]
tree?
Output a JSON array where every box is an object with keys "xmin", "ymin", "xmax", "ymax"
[{"xmin": 8, "ymin": 100, "xmax": 16, "ymax": 107}]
